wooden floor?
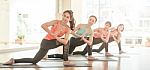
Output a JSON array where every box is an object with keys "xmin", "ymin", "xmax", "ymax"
[{"xmin": 0, "ymin": 44, "xmax": 150, "ymax": 70}]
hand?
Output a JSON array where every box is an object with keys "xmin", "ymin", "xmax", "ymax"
[
  {"xmin": 81, "ymin": 36, "xmax": 84, "ymax": 39},
  {"xmin": 70, "ymin": 30, "xmax": 75, "ymax": 34},
  {"xmin": 80, "ymin": 34, "xmax": 84, "ymax": 38}
]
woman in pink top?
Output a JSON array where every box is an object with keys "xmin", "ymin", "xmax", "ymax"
[{"xmin": 4, "ymin": 10, "xmax": 75, "ymax": 66}]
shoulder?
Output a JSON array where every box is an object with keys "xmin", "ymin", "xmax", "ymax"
[
  {"xmin": 50, "ymin": 20, "xmax": 59, "ymax": 23},
  {"xmin": 48, "ymin": 20, "xmax": 59, "ymax": 25},
  {"xmin": 66, "ymin": 27, "xmax": 71, "ymax": 33},
  {"xmin": 76, "ymin": 23, "xmax": 83, "ymax": 27},
  {"xmin": 78, "ymin": 23, "xmax": 83, "ymax": 26},
  {"xmin": 95, "ymin": 27, "xmax": 103, "ymax": 31},
  {"xmin": 99, "ymin": 27, "xmax": 103, "ymax": 30}
]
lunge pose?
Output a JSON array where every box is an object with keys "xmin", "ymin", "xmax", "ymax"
[
  {"xmin": 47, "ymin": 15, "xmax": 97, "ymax": 60},
  {"xmin": 4, "ymin": 10, "xmax": 75, "ymax": 66},
  {"xmin": 73, "ymin": 21, "xmax": 112, "ymax": 56},
  {"xmin": 92, "ymin": 24, "xmax": 125, "ymax": 54}
]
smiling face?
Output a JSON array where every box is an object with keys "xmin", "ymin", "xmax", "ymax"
[
  {"xmin": 104, "ymin": 21, "xmax": 111, "ymax": 30},
  {"xmin": 88, "ymin": 16, "xmax": 97, "ymax": 26},
  {"xmin": 117, "ymin": 24, "xmax": 124, "ymax": 32},
  {"xmin": 62, "ymin": 12, "xmax": 71, "ymax": 24}
]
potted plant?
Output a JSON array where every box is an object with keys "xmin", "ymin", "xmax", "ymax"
[
  {"xmin": 15, "ymin": 35, "xmax": 25, "ymax": 45},
  {"xmin": 145, "ymin": 37, "xmax": 150, "ymax": 47}
]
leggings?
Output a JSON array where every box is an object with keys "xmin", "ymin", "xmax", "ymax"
[
  {"xmin": 14, "ymin": 39, "xmax": 69, "ymax": 64},
  {"xmin": 77, "ymin": 37, "xmax": 103, "ymax": 55},
  {"xmin": 68, "ymin": 37, "xmax": 89, "ymax": 54},
  {"xmin": 48, "ymin": 37, "xmax": 90, "ymax": 59},
  {"xmin": 92, "ymin": 37, "xmax": 122, "ymax": 53}
]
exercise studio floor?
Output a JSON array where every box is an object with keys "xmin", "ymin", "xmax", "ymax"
[{"xmin": 0, "ymin": 44, "xmax": 150, "ymax": 70}]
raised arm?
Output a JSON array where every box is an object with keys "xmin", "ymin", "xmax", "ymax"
[
  {"xmin": 41, "ymin": 20, "xmax": 57, "ymax": 35},
  {"xmin": 70, "ymin": 24, "xmax": 82, "ymax": 37}
]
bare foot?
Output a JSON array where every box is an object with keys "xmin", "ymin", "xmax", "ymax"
[
  {"xmin": 105, "ymin": 52, "xmax": 113, "ymax": 56},
  {"xmin": 87, "ymin": 56, "xmax": 95, "ymax": 61},
  {"xmin": 63, "ymin": 61, "xmax": 75, "ymax": 67},
  {"xmin": 3, "ymin": 58, "xmax": 15, "ymax": 65},
  {"xmin": 119, "ymin": 50, "xmax": 126, "ymax": 54},
  {"xmin": 43, "ymin": 55, "xmax": 48, "ymax": 60}
]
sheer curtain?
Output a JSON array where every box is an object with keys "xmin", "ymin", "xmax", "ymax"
[
  {"xmin": 81, "ymin": 0, "xmax": 150, "ymax": 46},
  {"xmin": 9, "ymin": 0, "xmax": 56, "ymax": 44}
]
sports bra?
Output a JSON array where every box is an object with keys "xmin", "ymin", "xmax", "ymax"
[
  {"xmin": 75, "ymin": 24, "xmax": 92, "ymax": 37},
  {"xmin": 44, "ymin": 20, "xmax": 68, "ymax": 40}
]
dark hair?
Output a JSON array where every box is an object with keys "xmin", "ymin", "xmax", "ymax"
[
  {"xmin": 105, "ymin": 21, "xmax": 112, "ymax": 27},
  {"xmin": 63, "ymin": 10, "xmax": 75, "ymax": 30},
  {"xmin": 89, "ymin": 15, "xmax": 97, "ymax": 22},
  {"xmin": 117, "ymin": 24, "xmax": 124, "ymax": 32}
]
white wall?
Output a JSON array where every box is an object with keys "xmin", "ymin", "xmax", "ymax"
[
  {"xmin": 0, "ymin": 0, "xmax": 9, "ymax": 43},
  {"xmin": 56, "ymin": 0, "xmax": 71, "ymax": 19},
  {"xmin": 71, "ymin": 0, "xmax": 83, "ymax": 25},
  {"xmin": 58, "ymin": 0, "xmax": 83, "ymax": 25}
]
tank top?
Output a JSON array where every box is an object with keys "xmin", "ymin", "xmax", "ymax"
[
  {"xmin": 44, "ymin": 20, "xmax": 68, "ymax": 40},
  {"xmin": 75, "ymin": 24, "xmax": 92, "ymax": 37}
]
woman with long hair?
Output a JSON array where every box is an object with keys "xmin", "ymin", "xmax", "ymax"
[{"xmin": 4, "ymin": 10, "xmax": 75, "ymax": 66}]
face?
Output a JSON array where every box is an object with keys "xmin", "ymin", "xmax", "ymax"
[
  {"xmin": 62, "ymin": 12, "xmax": 71, "ymax": 23},
  {"xmin": 117, "ymin": 25, "xmax": 124, "ymax": 32},
  {"xmin": 88, "ymin": 17, "xmax": 96, "ymax": 25},
  {"xmin": 104, "ymin": 23, "xmax": 111, "ymax": 30},
  {"xmin": 112, "ymin": 29, "xmax": 118, "ymax": 35}
]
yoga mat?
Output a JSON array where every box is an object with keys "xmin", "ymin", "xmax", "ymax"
[
  {"xmin": 93, "ymin": 57, "xmax": 117, "ymax": 61},
  {"xmin": 0, "ymin": 61, "xmax": 91, "ymax": 68},
  {"xmin": 92, "ymin": 54, "xmax": 130, "ymax": 58},
  {"xmin": 41, "ymin": 55, "xmax": 87, "ymax": 62},
  {"xmin": 41, "ymin": 56, "xmax": 117, "ymax": 62}
]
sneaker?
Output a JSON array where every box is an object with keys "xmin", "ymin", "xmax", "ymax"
[
  {"xmin": 63, "ymin": 61, "xmax": 75, "ymax": 67},
  {"xmin": 119, "ymin": 50, "xmax": 126, "ymax": 54},
  {"xmin": 105, "ymin": 52, "xmax": 113, "ymax": 56},
  {"xmin": 3, "ymin": 58, "xmax": 15, "ymax": 65}
]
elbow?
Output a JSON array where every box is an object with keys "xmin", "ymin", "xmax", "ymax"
[
  {"xmin": 41, "ymin": 24, "xmax": 45, "ymax": 28},
  {"xmin": 105, "ymin": 40, "xmax": 109, "ymax": 43},
  {"xmin": 89, "ymin": 42, "xmax": 92, "ymax": 46},
  {"xmin": 88, "ymin": 41, "xmax": 92, "ymax": 46},
  {"xmin": 64, "ymin": 40, "xmax": 69, "ymax": 45},
  {"xmin": 41, "ymin": 24, "xmax": 47, "ymax": 29}
]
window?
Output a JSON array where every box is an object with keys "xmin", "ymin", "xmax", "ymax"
[
  {"xmin": 9, "ymin": 0, "xmax": 56, "ymax": 43},
  {"xmin": 82, "ymin": 0, "xmax": 150, "ymax": 46}
]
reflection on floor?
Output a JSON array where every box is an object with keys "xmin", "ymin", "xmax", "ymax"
[{"xmin": 0, "ymin": 44, "xmax": 150, "ymax": 70}]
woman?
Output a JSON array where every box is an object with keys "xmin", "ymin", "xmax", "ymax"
[
  {"xmin": 72, "ymin": 21, "xmax": 112, "ymax": 56},
  {"xmin": 4, "ymin": 10, "xmax": 75, "ymax": 66},
  {"xmin": 92, "ymin": 24, "xmax": 125, "ymax": 54},
  {"xmin": 47, "ymin": 15, "xmax": 97, "ymax": 60}
]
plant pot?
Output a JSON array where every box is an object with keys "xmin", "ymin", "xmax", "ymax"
[
  {"xmin": 145, "ymin": 41, "xmax": 150, "ymax": 47},
  {"xmin": 15, "ymin": 38, "xmax": 24, "ymax": 45}
]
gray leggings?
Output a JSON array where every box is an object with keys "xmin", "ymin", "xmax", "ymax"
[{"xmin": 14, "ymin": 39, "xmax": 69, "ymax": 64}]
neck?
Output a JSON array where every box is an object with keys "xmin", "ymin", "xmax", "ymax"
[
  {"xmin": 61, "ymin": 21, "xmax": 69, "ymax": 27},
  {"xmin": 104, "ymin": 28, "xmax": 108, "ymax": 31},
  {"xmin": 87, "ymin": 23, "xmax": 92, "ymax": 27}
]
